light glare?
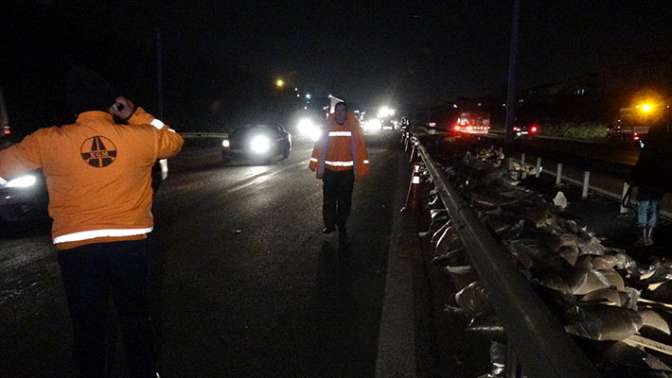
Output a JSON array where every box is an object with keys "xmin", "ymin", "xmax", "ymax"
[
  {"xmin": 250, "ymin": 135, "xmax": 271, "ymax": 154},
  {"xmin": 5, "ymin": 175, "xmax": 36, "ymax": 188}
]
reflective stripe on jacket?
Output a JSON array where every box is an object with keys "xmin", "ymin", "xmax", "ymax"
[
  {"xmin": 308, "ymin": 112, "xmax": 369, "ymax": 180},
  {"xmin": 0, "ymin": 107, "xmax": 184, "ymax": 249}
]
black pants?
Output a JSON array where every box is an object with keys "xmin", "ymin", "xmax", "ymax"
[
  {"xmin": 322, "ymin": 168, "xmax": 355, "ymax": 229},
  {"xmin": 58, "ymin": 239, "xmax": 156, "ymax": 378}
]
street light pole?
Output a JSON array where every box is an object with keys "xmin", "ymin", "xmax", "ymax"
[
  {"xmin": 155, "ymin": 27, "xmax": 164, "ymax": 119},
  {"xmin": 505, "ymin": 0, "xmax": 520, "ymax": 142},
  {"xmin": 0, "ymin": 87, "xmax": 9, "ymax": 128}
]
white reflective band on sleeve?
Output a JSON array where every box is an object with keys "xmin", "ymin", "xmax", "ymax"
[
  {"xmin": 159, "ymin": 159, "xmax": 168, "ymax": 181},
  {"xmin": 363, "ymin": 160, "xmax": 370, "ymax": 164},
  {"xmin": 310, "ymin": 158, "xmax": 318, "ymax": 162},
  {"xmin": 412, "ymin": 176, "xmax": 421, "ymax": 184},
  {"xmin": 0, "ymin": 177, "xmax": 6, "ymax": 185},
  {"xmin": 150, "ymin": 119, "xmax": 165, "ymax": 130},
  {"xmin": 328, "ymin": 131, "xmax": 352, "ymax": 137},
  {"xmin": 53, "ymin": 227, "xmax": 154, "ymax": 244},
  {"xmin": 325, "ymin": 160, "xmax": 354, "ymax": 167}
]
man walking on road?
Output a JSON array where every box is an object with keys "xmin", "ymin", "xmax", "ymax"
[
  {"xmin": 631, "ymin": 110, "xmax": 672, "ymax": 246},
  {"xmin": 0, "ymin": 68, "xmax": 183, "ymax": 377},
  {"xmin": 309, "ymin": 102, "xmax": 369, "ymax": 247}
]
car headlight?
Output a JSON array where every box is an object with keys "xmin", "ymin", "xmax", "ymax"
[
  {"xmin": 298, "ymin": 118, "xmax": 322, "ymax": 142},
  {"xmin": 297, "ymin": 118, "xmax": 313, "ymax": 135},
  {"xmin": 308, "ymin": 128, "xmax": 321, "ymax": 142},
  {"xmin": 5, "ymin": 174, "xmax": 37, "ymax": 188},
  {"xmin": 222, "ymin": 139, "xmax": 230, "ymax": 148},
  {"xmin": 363, "ymin": 119, "xmax": 382, "ymax": 132},
  {"xmin": 250, "ymin": 135, "xmax": 271, "ymax": 154}
]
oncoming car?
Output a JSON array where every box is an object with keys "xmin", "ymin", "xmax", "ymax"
[
  {"xmin": 0, "ymin": 170, "xmax": 48, "ymax": 223},
  {"xmin": 221, "ymin": 124, "xmax": 292, "ymax": 164}
]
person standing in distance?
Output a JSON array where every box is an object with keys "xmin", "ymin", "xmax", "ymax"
[
  {"xmin": 309, "ymin": 102, "xmax": 369, "ymax": 248},
  {"xmin": 0, "ymin": 67, "xmax": 183, "ymax": 377},
  {"xmin": 631, "ymin": 109, "xmax": 672, "ymax": 246}
]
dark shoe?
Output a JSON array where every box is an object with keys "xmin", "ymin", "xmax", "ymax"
[
  {"xmin": 645, "ymin": 226, "xmax": 655, "ymax": 246},
  {"xmin": 635, "ymin": 226, "xmax": 648, "ymax": 246},
  {"xmin": 323, "ymin": 226, "xmax": 336, "ymax": 234}
]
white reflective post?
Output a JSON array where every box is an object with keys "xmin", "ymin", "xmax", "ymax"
[
  {"xmin": 535, "ymin": 158, "xmax": 542, "ymax": 178},
  {"xmin": 556, "ymin": 163, "xmax": 563, "ymax": 185},
  {"xmin": 582, "ymin": 171, "xmax": 590, "ymax": 199},
  {"xmin": 521, "ymin": 153, "xmax": 527, "ymax": 179}
]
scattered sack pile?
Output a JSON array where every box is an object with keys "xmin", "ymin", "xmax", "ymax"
[{"xmin": 419, "ymin": 142, "xmax": 672, "ymax": 377}]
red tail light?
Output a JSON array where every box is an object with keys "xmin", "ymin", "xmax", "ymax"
[
  {"xmin": 530, "ymin": 125, "xmax": 538, "ymax": 133},
  {"xmin": 454, "ymin": 124, "xmax": 461, "ymax": 131},
  {"xmin": 1, "ymin": 126, "xmax": 10, "ymax": 136},
  {"xmin": 633, "ymin": 132, "xmax": 640, "ymax": 141}
]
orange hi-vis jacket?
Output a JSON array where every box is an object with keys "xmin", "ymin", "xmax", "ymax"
[
  {"xmin": 0, "ymin": 107, "xmax": 183, "ymax": 250},
  {"xmin": 309, "ymin": 112, "xmax": 369, "ymax": 180}
]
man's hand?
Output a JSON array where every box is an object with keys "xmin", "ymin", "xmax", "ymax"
[{"xmin": 109, "ymin": 96, "xmax": 136, "ymax": 120}]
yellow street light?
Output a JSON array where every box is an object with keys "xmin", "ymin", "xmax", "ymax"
[
  {"xmin": 639, "ymin": 102, "xmax": 653, "ymax": 114},
  {"xmin": 275, "ymin": 78, "xmax": 285, "ymax": 88}
]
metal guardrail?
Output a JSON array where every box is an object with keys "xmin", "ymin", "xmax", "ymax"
[
  {"xmin": 409, "ymin": 132, "xmax": 600, "ymax": 377},
  {"xmin": 181, "ymin": 132, "xmax": 229, "ymax": 139}
]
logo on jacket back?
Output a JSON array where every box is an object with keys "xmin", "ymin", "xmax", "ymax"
[{"xmin": 80, "ymin": 136, "xmax": 117, "ymax": 168}]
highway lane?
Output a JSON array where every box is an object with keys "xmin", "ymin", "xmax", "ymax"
[{"xmin": 0, "ymin": 133, "xmax": 407, "ymax": 377}]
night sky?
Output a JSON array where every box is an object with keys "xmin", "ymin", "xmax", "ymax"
[{"xmin": 2, "ymin": 1, "xmax": 671, "ymax": 127}]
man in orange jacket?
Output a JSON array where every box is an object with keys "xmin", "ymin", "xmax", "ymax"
[
  {"xmin": 0, "ymin": 68, "xmax": 183, "ymax": 378},
  {"xmin": 309, "ymin": 102, "xmax": 369, "ymax": 246}
]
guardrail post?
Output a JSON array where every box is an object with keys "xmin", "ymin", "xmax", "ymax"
[
  {"xmin": 582, "ymin": 171, "xmax": 590, "ymax": 199},
  {"xmin": 520, "ymin": 153, "xmax": 527, "ymax": 179},
  {"xmin": 555, "ymin": 163, "xmax": 563, "ymax": 185},
  {"xmin": 535, "ymin": 158, "xmax": 542, "ymax": 178},
  {"xmin": 620, "ymin": 182, "xmax": 631, "ymax": 214}
]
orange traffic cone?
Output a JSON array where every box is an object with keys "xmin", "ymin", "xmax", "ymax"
[{"xmin": 401, "ymin": 164, "xmax": 423, "ymax": 213}]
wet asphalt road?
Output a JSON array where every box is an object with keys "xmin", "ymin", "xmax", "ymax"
[{"xmin": 0, "ymin": 134, "xmax": 404, "ymax": 377}]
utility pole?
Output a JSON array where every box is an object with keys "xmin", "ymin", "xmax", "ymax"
[
  {"xmin": 504, "ymin": 0, "xmax": 520, "ymax": 142},
  {"xmin": 0, "ymin": 87, "xmax": 9, "ymax": 128},
  {"xmin": 155, "ymin": 27, "xmax": 164, "ymax": 119}
]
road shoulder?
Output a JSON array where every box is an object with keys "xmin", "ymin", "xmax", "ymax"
[{"xmin": 375, "ymin": 149, "xmax": 427, "ymax": 378}]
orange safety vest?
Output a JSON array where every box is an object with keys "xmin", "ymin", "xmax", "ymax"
[
  {"xmin": 309, "ymin": 112, "xmax": 369, "ymax": 180},
  {"xmin": 0, "ymin": 107, "xmax": 183, "ymax": 250}
]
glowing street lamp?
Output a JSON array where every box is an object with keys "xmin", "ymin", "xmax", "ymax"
[
  {"xmin": 639, "ymin": 102, "xmax": 654, "ymax": 114},
  {"xmin": 275, "ymin": 78, "xmax": 285, "ymax": 89}
]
